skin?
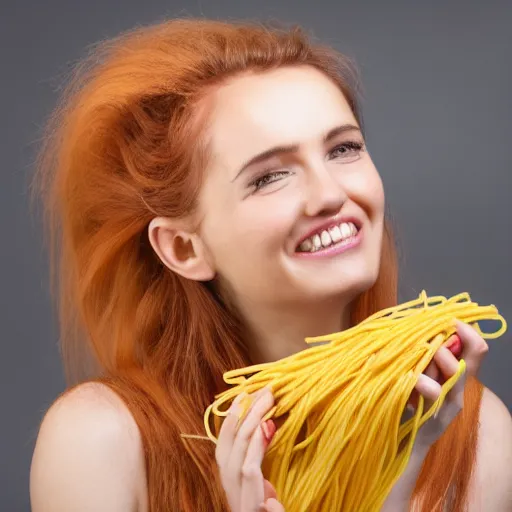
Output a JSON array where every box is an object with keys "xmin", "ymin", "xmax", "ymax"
[
  {"xmin": 150, "ymin": 66, "xmax": 384, "ymax": 364},
  {"xmin": 30, "ymin": 66, "xmax": 512, "ymax": 511}
]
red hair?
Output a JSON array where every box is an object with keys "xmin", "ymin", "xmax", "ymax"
[{"xmin": 35, "ymin": 18, "xmax": 482, "ymax": 511}]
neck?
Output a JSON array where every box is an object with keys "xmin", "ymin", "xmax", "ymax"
[{"xmin": 238, "ymin": 298, "xmax": 353, "ymax": 365}]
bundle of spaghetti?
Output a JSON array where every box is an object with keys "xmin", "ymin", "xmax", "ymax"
[{"xmin": 182, "ymin": 291, "xmax": 507, "ymax": 511}]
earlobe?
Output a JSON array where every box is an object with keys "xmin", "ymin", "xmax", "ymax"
[{"xmin": 147, "ymin": 217, "xmax": 216, "ymax": 282}]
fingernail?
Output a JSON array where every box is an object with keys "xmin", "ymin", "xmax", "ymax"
[
  {"xmin": 261, "ymin": 421, "xmax": 270, "ymax": 440},
  {"xmin": 447, "ymin": 337, "xmax": 463, "ymax": 357},
  {"xmin": 261, "ymin": 419, "xmax": 276, "ymax": 442},
  {"xmin": 446, "ymin": 334, "xmax": 460, "ymax": 348}
]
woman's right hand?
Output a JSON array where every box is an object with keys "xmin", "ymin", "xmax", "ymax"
[{"xmin": 215, "ymin": 386, "xmax": 285, "ymax": 512}]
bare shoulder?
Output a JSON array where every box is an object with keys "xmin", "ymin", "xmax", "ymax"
[
  {"xmin": 30, "ymin": 382, "xmax": 148, "ymax": 512},
  {"xmin": 469, "ymin": 386, "xmax": 512, "ymax": 511}
]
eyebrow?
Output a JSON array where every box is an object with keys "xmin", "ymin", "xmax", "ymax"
[{"xmin": 231, "ymin": 123, "xmax": 362, "ymax": 182}]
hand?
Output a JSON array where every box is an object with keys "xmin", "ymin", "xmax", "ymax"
[
  {"xmin": 383, "ymin": 320, "xmax": 489, "ymax": 510},
  {"xmin": 215, "ymin": 387, "xmax": 285, "ymax": 512},
  {"xmin": 409, "ymin": 320, "xmax": 488, "ymax": 450}
]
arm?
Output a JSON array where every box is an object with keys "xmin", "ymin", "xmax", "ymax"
[
  {"xmin": 30, "ymin": 383, "xmax": 146, "ymax": 512},
  {"xmin": 380, "ymin": 447, "xmax": 429, "ymax": 512}
]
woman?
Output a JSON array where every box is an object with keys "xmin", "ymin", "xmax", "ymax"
[{"xmin": 30, "ymin": 18, "xmax": 512, "ymax": 512}]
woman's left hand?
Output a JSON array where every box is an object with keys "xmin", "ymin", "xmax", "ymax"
[
  {"xmin": 408, "ymin": 319, "xmax": 489, "ymax": 451},
  {"xmin": 382, "ymin": 320, "xmax": 489, "ymax": 511}
]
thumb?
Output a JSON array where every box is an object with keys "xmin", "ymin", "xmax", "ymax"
[
  {"xmin": 455, "ymin": 320, "xmax": 488, "ymax": 376},
  {"xmin": 263, "ymin": 498, "xmax": 285, "ymax": 511}
]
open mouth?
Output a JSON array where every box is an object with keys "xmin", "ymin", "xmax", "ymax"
[{"xmin": 296, "ymin": 222, "xmax": 360, "ymax": 253}]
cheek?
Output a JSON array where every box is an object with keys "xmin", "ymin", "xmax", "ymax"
[
  {"xmin": 238, "ymin": 201, "xmax": 299, "ymax": 257},
  {"xmin": 202, "ymin": 195, "xmax": 298, "ymax": 272},
  {"xmin": 346, "ymin": 165, "xmax": 385, "ymax": 220}
]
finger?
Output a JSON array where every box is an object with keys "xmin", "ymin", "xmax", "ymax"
[
  {"xmin": 215, "ymin": 392, "xmax": 247, "ymax": 470},
  {"xmin": 216, "ymin": 389, "xmax": 270, "ymax": 509},
  {"xmin": 424, "ymin": 359, "xmax": 440, "ymax": 383},
  {"xmin": 444, "ymin": 334, "xmax": 463, "ymax": 358},
  {"xmin": 263, "ymin": 479, "xmax": 278, "ymax": 501},
  {"xmin": 228, "ymin": 388, "xmax": 274, "ymax": 491},
  {"xmin": 415, "ymin": 373, "xmax": 442, "ymax": 402},
  {"xmin": 263, "ymin": 498, "xmax": 286, "ymax": 512},
  {"xmin": 409, "ymin": 370, "xmax": 438, "ymax": 411},
  {"xmin": 239, "ymin": 416, "xmax": 270, "ymax": 510},
  {"xmin": 433, "ymin": 344, "xmax": 467, "ymax": 418},
  {"xmin": 456, "ymin": 320, "xmax": 489, "ymax": 376},
  {"xmin": 433, "ymin": 345, "xmax": 459, "ymax": 380},
  {"xmin": 408, "ymin": 339, "xmax": 455, "ymax": 411}
]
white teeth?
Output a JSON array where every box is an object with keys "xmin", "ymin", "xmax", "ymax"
[
  {"xmin": 340, "ymin": 223, "xmax": 351, "ymax": 239},
  {"xmin": 297, "ymin": 221, "xmax": 359, "ymax": 252},
  {"xmin": 329, "ymin": 225, "xmax": 342, "ymax": 242},
  {"xmin": 320, "ymin": 230, "xmax": 331, "ymax": 247},
  {"xmin": 299, "ymin": 238, "xmax": 313, "ymax": 252}
]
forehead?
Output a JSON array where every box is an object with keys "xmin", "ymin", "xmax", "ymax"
[{"xmin": 205, "ymin": 66, "xmax": 358, "ymax": 168}]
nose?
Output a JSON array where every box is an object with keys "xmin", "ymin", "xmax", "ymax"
[{"xmin": 303, "ymin": 165, "xmax": 347, "ymax": 217}]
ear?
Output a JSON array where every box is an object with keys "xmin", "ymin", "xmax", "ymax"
[{"xmin": 147, "ymin": 216, "xmax": 215, "ymax": 281}]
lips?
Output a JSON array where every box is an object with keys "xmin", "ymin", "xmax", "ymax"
[{"xmin": 296, "ymin": 219, "xmax": 360, "ymax": 253}]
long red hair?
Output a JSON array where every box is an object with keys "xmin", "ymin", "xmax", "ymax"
[{"xmin": 35, "ymin": 18, "xmax": 482, "ymax": 511}]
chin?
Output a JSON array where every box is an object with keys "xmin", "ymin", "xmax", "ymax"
[{"xmin": 296, "ymin": 264, "xmax": 380, "ymax": 304}]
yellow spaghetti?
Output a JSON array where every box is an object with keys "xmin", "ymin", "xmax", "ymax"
[{"xmin": 182, "ymin": 291, "xmax": 507, "ymax": 511}]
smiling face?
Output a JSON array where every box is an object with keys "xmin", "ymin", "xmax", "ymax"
[{"xmin": 197, "ymin": 66, "xmax": 385, "ymax": 311}]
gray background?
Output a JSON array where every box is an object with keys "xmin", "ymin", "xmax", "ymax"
[{"xmin": 1, "ymin": 0, "xmax": 510, "ymax": 510}]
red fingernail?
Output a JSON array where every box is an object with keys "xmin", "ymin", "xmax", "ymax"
[
  {"xmin": 261, "ymin": 419, "xmax": 276, "ymax": 443},
  {"xmin": 447, "ymin": 335, "xmax": 463, "ymax": 357}
]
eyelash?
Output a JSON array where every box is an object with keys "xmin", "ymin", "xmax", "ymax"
[{"xmin": 248, "ymin": 140, "xmax": 365, "ymax": 192}]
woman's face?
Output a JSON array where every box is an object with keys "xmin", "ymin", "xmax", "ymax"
[{"xmin": 197, "ymin": 66, "xmax": 385, "ymax": 309}]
